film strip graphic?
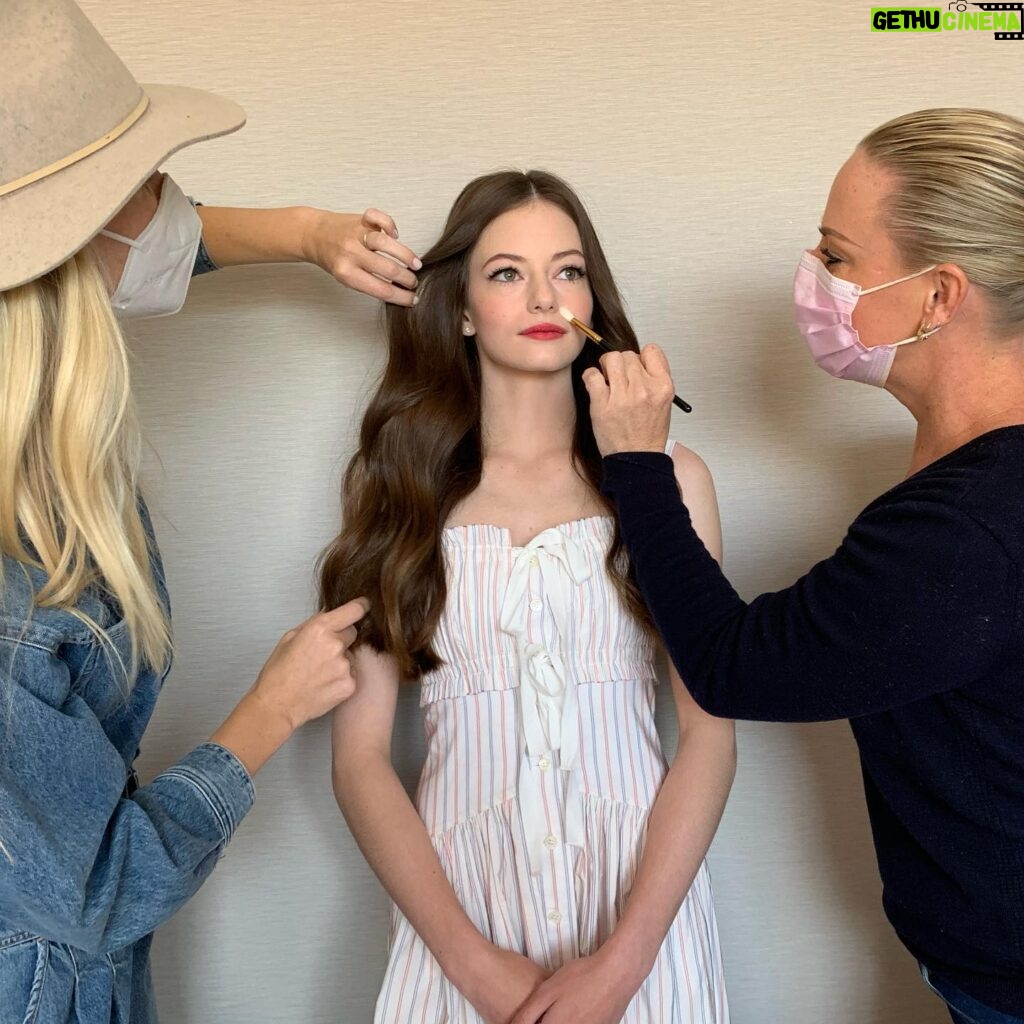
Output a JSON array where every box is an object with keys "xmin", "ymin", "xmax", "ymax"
[{"xmin": 973, "ymin": 2, "xmax": 1024, "ymax": 39}]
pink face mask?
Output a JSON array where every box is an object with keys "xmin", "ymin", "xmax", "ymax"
[{"xmin": 793, "ymin": 251, "xmax": 941, "ymax": 387}]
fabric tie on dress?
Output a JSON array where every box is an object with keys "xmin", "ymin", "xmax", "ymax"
[{"xmin": 499, "ymin": 528, "xmax": 592, "ymax": 875}]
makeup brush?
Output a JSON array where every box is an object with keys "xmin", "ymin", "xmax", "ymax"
[{"xmin": 558, "ymin": 306, "xmax": 692, "ymax": 414}]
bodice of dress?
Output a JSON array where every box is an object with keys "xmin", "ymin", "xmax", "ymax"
[{"xmin": 420, "ymin": 516, "xmax": 657, "ymax": 874}]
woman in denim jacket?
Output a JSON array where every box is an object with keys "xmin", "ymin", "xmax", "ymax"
[{"xmin": 0, "ymin": 2, "xmax": 421, "ymax": 1021}]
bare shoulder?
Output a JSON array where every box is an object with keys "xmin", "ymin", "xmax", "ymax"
[
  {"xmin": 667, "ymin": 441, "xmax": 722, "ymax": 561},
  {"xmin": 668, "ymin": 441, "xmax": 715, "ymax": 491}
]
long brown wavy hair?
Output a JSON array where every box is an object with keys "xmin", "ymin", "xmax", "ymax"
[{"xmin": 319, "ymin": 170, "xmax": 654, "ymax": 680}]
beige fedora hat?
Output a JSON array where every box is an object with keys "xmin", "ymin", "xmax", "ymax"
[{"xmin": 0, "ymin": 0, "xmax": 246, "ymax": 292}]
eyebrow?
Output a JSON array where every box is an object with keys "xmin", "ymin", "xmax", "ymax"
[
  {"xmin": 481, "ymin": 248, "xmax": 585, "ymax": 268},
  {"xmin": 818, "ymin": 225, "xmax": 860, "ymax": 248}
]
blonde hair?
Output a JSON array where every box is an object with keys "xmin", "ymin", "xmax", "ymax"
[
  {"xmin": 0, "ymin": 247, "xmax": 170, "ymax": 679},
  {"xmin": 860, "ymin": 108, "xmax": 1024, "ymax": 339}
]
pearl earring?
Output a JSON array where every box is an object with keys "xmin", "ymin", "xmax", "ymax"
[{"xmin": 463, "ymin": 326, "xmax": 474, "ymax": 336}]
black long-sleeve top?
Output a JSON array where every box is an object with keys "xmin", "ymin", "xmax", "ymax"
[{"xmin": 602, "ymin": 426, "xmax": 1024, "ymax": 1015}]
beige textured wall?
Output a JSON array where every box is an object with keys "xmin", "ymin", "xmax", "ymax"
[{"xmin": 77, "ymin": 2, "xmax": 1023, "ymax": 1021}]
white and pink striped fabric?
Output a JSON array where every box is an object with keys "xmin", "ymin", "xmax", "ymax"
[{"xmin": 375, "ymin": 448, "xmax": 729, "ymax": 1022}]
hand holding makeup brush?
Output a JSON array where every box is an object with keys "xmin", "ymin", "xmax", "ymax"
[
  {"xmin": 559, "ymin": 306, "xmax": 691, "ymax": 413},
  {"xmin": 582, "ymin": 345, "xmax": 676, "ymax": 457}
]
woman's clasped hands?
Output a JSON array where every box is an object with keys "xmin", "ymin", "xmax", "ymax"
[
  {"xmin": 508, "ymin": 946, "xmax": 646, "ymax": 1024},
  {"xmin": 460, "ymin": 936, "xmax": 645, "ymax": 1024}
]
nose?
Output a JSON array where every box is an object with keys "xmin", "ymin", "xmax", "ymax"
[{"xmin": 528, "ymin": 275, "xmax": 557, "ymax": 313}]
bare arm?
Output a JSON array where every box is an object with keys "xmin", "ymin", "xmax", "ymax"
[
  {"xmin": 604, "ymin": 660, "xmax": 735, "ymax": 981},
  {"xmin": 513, "ymin": 447, "xmax": 736, "ymax": 1024},
  {"xmin": 613, "ymin": 448, "xmax": 734, "ymax": 985},
  {"xmin": 196, "ymin": 204, "xmax": 421, "ymax": 305},
  {"xmin": 0, "ymin": 598, "xmax": 366, "ymax": 953},
  {"xmin": 332, "ymin": 647, "xmax": 548, "ymax": 1022}
]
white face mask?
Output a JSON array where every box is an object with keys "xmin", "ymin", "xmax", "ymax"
[{"xmin": 99, "ymin": 176, "xmax": 202, "ymax": 319}]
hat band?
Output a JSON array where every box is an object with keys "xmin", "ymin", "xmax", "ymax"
[{"xmin": 0, "ymin": 93, "xmax": 150, "ymax": 199}]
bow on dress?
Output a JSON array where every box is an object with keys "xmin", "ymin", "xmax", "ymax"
[{"xmin": 498, "ymin": 528, "xmax": 593, "ymax": 875}]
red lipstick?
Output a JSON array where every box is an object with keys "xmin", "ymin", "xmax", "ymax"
[{"xmin": 519, "ymin": 322, "xmax": 567, "ymax": 341}]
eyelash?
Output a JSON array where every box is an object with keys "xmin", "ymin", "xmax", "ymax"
[
  {"xmin": 487, "ymin": 264, "xmax": 587, "ymax": 283},
  {"xmin": 821, "ymin": 246, "xmax": 843, "ymax": 268}
]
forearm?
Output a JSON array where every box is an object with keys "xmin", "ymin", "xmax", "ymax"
[
  {"xmin": 604, "ymin": 722, "xmax": 736, "ymax": 981},
  {"xmin": 601, "ymin": 454, "xmax": 745, "ymax": 710},
  {"xmin": 603, "ymin": 453, "xmax": 853, "ymax": 721},
  {"xmin": 1, "ymin": 650, "xmax": 256, "ymax": 953},
  {"xmin": 210, "ymin": 688, "xmax": 296, "ymax": 777},
  {"xmin": 1, "ymin": 742, "xmax": 253, "ymax": 953},
  {"xmin": 195, "ymin": 204, "xmax": 319, "ymax": 267},
  {"xmin": 332, "ymin": 751, "xmax": 490, "ymax": 992},
  {"xmin": 604, "ymin": 452, "xmax": 1019, "ymax": 722}
]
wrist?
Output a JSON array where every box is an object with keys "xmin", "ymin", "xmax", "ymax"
[
  {"xmin": 439, "ymin": 929, "xmax": 494, "ymax": 996},
  {"xmin": 599, "ymin": 926, "xmax": 657, "ymax": 990},
  {"xmin": 295, "ymin": 205, "xmax": 326, "ymax": 264},
  {"xmin": 210, "ymin": 688, "xmax": 297, "ymax": 777},
  {"xmin": 248, "ymin": 682, "xmax": 303, "ymax": 733},
  {"xmin": 603, "ymin": 440, "xmax": 668, "ymax": 457}
]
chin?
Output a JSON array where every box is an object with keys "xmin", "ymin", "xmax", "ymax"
[
  {"xmin": 486, "ymin": 343, "xmax": 583, "ymax": 377},
  {"xmin": 515, "ymin": 353, "xmax": 580, "ymax": 375}
]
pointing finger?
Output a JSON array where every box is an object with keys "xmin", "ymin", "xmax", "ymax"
[{"xmin": 321, "ymin": 597, "xmax": 371, "ymax": 632}]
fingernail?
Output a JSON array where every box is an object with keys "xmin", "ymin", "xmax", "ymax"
[
  {"xmin": 412, "ymin": 258, "xmax": 423, "ymax": 270},
  {"xmin": 412, "ymin": 295, "xmax": 420, "ymax": 305}
]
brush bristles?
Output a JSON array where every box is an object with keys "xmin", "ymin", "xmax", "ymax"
[{"xmin": 558, "ymin": 307, "xmax": 605, "ymax": 346}]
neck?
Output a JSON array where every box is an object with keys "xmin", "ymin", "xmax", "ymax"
[
  {"xmin": 889, "ymin": 333, "xmax": 1024, "ymax": 475},
  {"xmin": 478, "ymin": 364, "xmax": 577, "ymax": 458}
]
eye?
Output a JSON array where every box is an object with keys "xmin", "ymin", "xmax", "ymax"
[
  {"xmin": 821, "ymin": 246, "xmax": 843, "ymax": 268},
  {"xmin": 557, "ymin": 264, "xmax": 587, "ymax": 282},
  {"xmin": 487, "ymin": 266, "xmax": 520, "ymax": 283}
]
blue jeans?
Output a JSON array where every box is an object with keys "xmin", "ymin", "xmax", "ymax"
[{"xmin": 921, "ymin": 964, "xmax": 1024, "ymax": 1024}]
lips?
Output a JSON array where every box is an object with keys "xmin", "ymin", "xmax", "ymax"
[{"xmin": 519, "ymin": 323, "xmax": 567, "ymax": 340}]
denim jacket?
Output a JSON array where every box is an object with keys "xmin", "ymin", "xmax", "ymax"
[
  {"xmin": 0, "ymin": 236, "xmax": 250, "ymax": 1024},
  {"xmin": 190, "ymin": 221, "xmax": 219, "ymax": 276}
]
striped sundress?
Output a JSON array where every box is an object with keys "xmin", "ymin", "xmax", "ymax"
[{"xmin": 375, "ymin": 451, "xmax": 729, "ymax": 1023}]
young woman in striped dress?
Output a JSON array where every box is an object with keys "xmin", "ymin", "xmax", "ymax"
[{"xmin": 322, "ymin": 170, "xmax": 735, "ymax": 1024}]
